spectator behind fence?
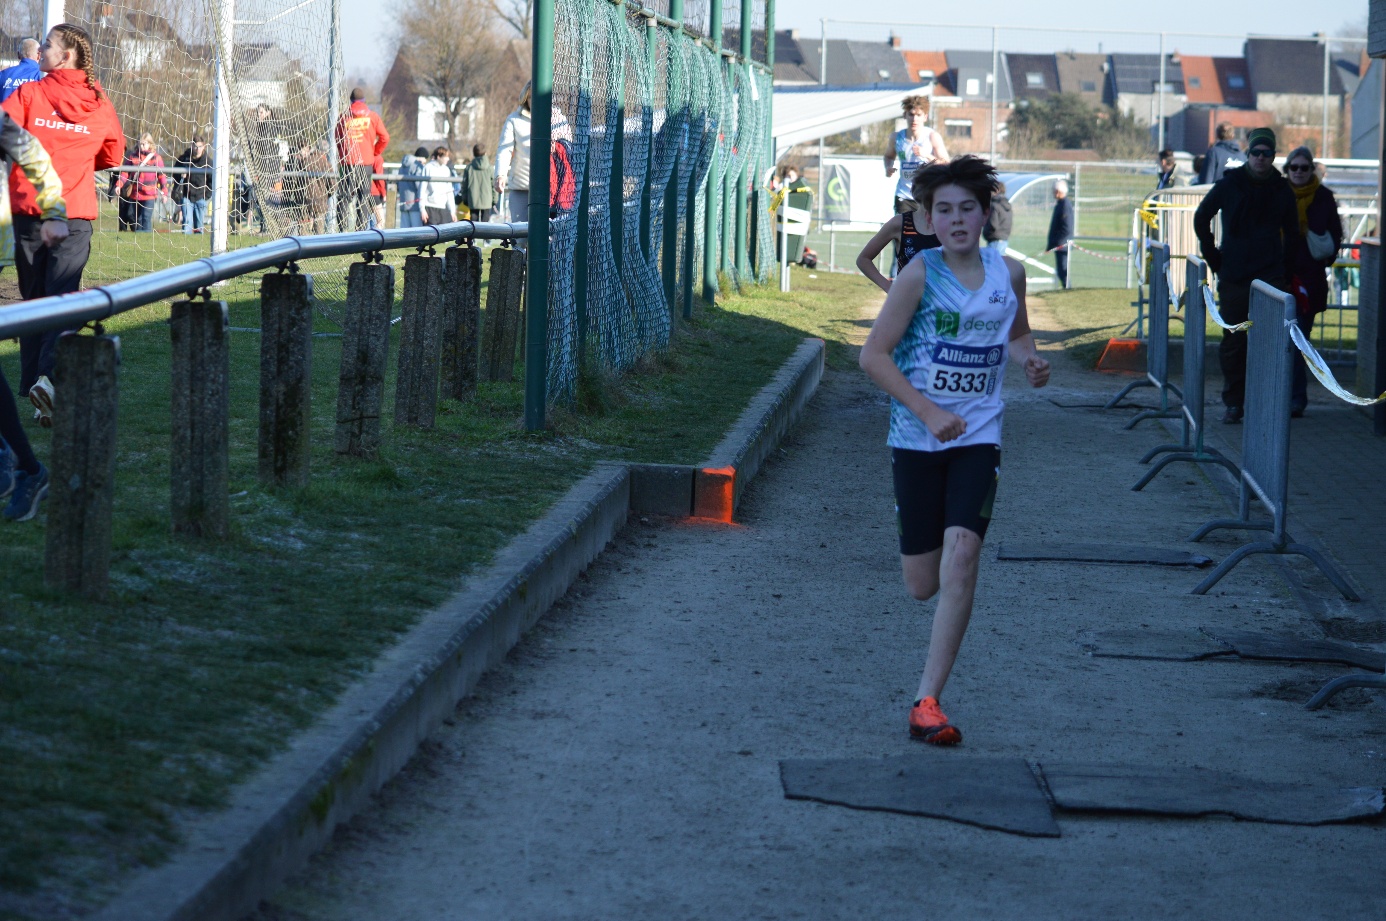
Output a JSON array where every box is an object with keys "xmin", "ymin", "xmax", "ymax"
[
  {"xmin": 1045, "ymin": 179, "xmax": 1073, "ymax": 288},
  {"xmin": 1193, "ymin": 126, "xmax": 1299, "ymax": 425},
  {"xmin": 1282, "ymin": 146, "xmax": 1343, "ymax": 419},
  {"xmin": 111, "ymin": 138, "xmax": 136, "ymax": 230},
  {"xmin": 119, "ymin": 133, "xmax": 168, "ymax": 233},
  {"xmin": 463, "ymin": 143, "xmax": 493, "ymax": 223},
  {"xmin": 282, "ymin": 139, "xmax": 331, "ymax": 234},
  {"xmin": 984, "ymin": 180, "xmax": 1011, "ymax": 256},
  {"xmin": 495, "ymin": 82, "xmax": 532, "ymax": 228},
  {"xmin": 2, "ymin": 22, "xmax": 123, "ymax": 431},
  {"xmin": 1197, "ymin": 122, "xmax": 1245, "ymax": 185},
  {"xmin": 174, "ymin": 135, "xmax": 211, "ymax": 234},
  {"xmin": 0, "ymin": 97, "xmax": 69, "ymax": 522},
  {"xmin": 334, "ymin": 86, "xmax": 389, "ymax": 232},
  {"xmin": 1155, "ymin": 148, "xmax": 1186, "ymax": 191},
  {"xmin": 421, "ymin": 146, "xmax": 456, "ymax": 226},
  {"xmin": 0, "ymin": 38, "xmax": 41, "ymax": 103},
  {"xmin": 397, "ymin": 146, "xmax": 428, "ymax": 228}
]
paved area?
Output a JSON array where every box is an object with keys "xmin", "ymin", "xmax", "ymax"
[{"xmin": 253, "ymin": 298, "xmax": 1386, "ymax": 921}]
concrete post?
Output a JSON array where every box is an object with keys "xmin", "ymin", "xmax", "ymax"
[
  {"xmin": 44, "ymin": 333, "xmax": 119, "ymax": 599},
  {"xmin": 482, "ymin": 245, "xmax": 526, "ymax": 382},
  {"xmin": 170, "ymin": 300, "xmax": 230, "ymax": 539},
  {"xmin": 394, "ymin": 253, "xmax": 445, "ymax": 428},
  {"xmin": 259, "ymin": 272, "xmax": 314, "ymax": 487},
  {"xmin": 335, "ymin": 261, "xmax": 395, "ymax": 456},
  {"xmin": 440, "ymin": 244, "xmax": 482, "ymax": 401}
]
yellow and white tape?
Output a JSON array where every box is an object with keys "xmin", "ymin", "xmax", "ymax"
[
  {"xmin": 1203, "ymin": 287, "xmax": 1252, "ymax": 332},
  {"xmin": 1287, "ymin": 321, "xmax": 1386, "ymax": 406}
]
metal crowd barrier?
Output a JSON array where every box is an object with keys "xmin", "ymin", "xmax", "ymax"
[
  {"xmin": 1132, "ymin": 254, "xmax": 1238, "ymax": 491},
  {"xmin": 1105, "ymin": 240, "xmax": 1182, "ymax": 427},
  {"xmin": 1188, "ymin": 280, "xmax": 1359, "ymax": 600}
]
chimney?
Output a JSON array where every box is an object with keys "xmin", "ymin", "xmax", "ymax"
[{"xmin": 889, "ymin": 33, "xmax": 902, "ymax": 50}]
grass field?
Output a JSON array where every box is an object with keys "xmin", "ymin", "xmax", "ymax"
[{"xmin": 0, "ymin": 267, "xmax": 875, "ymax": 920}]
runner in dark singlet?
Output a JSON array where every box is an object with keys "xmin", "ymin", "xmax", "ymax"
[{"xmin": 857, "ymin": 206, "xmax": 942, "ymax": 293}]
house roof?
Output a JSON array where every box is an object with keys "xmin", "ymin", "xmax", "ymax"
[
  {"xmin": 901, "ymin": 50, "xmax": 954, "ymax": 95},
  {"xmin": 1053, "ymin": 52, "xmax": 1109, "ymax": 104},
  {"xmin": 1244, "ymin": 38, "xmax": 1343, "ymax": 96},
  {"xmin": 1006, "ymin": 52, "xmax": 1060, "ymax": 101},
  {"xmin": 1109, "ymin": 53, "xmax": 1184, "ymax": 96},
  {"xmin": 945, "ymin": 50, "xmax": 1012, "ymax": 102},
  {"xmin": 235, "ymin": 43, "xmax": 295, "ymax": 83},
  {"xmin": 1178, "ymin": 56, "xmax": 1224, "ymax": 105}
]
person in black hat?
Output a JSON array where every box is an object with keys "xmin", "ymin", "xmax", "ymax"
[{"xmin": 1193, "ymin": 126, "xmax": 1300, "ymax": 424}]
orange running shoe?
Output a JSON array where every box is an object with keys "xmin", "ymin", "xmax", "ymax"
[{"xmin": 908, "ymin": 696, "xmax": 962, "ymax": 745}]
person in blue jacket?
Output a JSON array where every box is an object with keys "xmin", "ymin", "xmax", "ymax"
[
  {"xmin": 0, "ymin": 38, "xmax": 41, "ymax": 102},
  {"xmin": 1196, "ymin": 123, "xmax": 1246, "ymax": 185},
  {"xmin": 1045, "ymin": 179, "xmax": 1074, "ymax": 288}
]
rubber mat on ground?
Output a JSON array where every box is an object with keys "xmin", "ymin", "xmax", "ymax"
[
  {"xmin": 1201, "ymin": 628, "xmax": 1386, "ymax": 672},
  {"xmin": 1040, "ymin": 762, "xmax": 1386, "ymax": 825},
  {"xmin": 997, "ymin": 542, "xmax": 1213, "ymax": 567},
  {"xmin": 1079, "ymin": 628, "xmax": 1235, "ymax": 661},
  {"xmin": 779, "ymin": 754, "xmax": 1060, "ymax": 837}
]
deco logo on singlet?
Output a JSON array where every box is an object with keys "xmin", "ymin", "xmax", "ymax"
[{"xmin": 935, "ymin": 310, "xmax": 961, "ymax": 337}]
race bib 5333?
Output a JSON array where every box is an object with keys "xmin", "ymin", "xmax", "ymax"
[{"xmin": 925, "ymin": 342, "xmax": 1004, "ymax": 399}]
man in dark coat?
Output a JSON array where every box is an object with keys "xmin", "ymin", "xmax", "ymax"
[
  {"xmin": 1193, "ymin": 126, "xmax": 1300, "ymax": 423},
  {"xmin": 1046, "ymin": 178, "xmax": 1074, "ymax": 288}
]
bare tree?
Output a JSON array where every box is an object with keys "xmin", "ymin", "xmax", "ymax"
[
  {"xmin": 484, "ymin": 0, "xmax": 532, "ymax": 40},
  {"xmin": 394, "ymin": 0, "xmax": 506, "ymax": 150}
]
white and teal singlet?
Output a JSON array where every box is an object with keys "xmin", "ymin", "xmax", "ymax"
[
  {"xmin": 888, "ymin": 246, "xmax": 1019, "ymax": 452},
  {"xmin": 893, "ymin": 127, "xmax": 942, "ymax": 201}
]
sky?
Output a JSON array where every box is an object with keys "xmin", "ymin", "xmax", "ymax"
[{"xmin": 340, "ymin": 0, "xmax": 1371, "ymax": 87}]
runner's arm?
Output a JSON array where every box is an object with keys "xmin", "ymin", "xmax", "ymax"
[
  {"xmin": 929, "ymin": 129, "xmax": 949, "ymax": 163},
  {"xmin": 859, "ymin": 257, "xmax": 967, "ymax": 442},
  {"xmin": 1004, "ymin": 256, "xmax": 1049, "ymax": 388},
  {"xmin": 855, "ymin": 215, "xmax": 903, "ymax": 293}
]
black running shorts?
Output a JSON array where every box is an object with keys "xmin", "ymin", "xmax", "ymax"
[{"xmin": 892, "ymin": 443, "xmax": 1000, "ymax": 555}]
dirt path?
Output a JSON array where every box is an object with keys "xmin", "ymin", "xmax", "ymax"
[{"xmin": 254, "ymin": 287, "xmax": 1386, "ymax": 921}]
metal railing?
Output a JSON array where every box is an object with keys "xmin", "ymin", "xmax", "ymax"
[
  {"xmin": 0, "ymin": 220, "xmax": 526, "ymax": 342},
  {"xmin": 1104, "ymin": 240, "xmax": 1182, "ymax": 425},
  {"xmin": 1132, "ymin": 253, "xmax": 1237, "ymax": 491},
  {"xmin": 1189, "ymin": 280, "xmax": 1358, "ymax": 599}
]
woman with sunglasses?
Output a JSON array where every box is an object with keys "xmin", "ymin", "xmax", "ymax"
[
  {"xmin": 1282, "ymin": 147, "xmax": 1343, "ymax": 418},
  {"xmin": 1193, "ymin": 126, "xmax": 1300, "ymax": 424}
]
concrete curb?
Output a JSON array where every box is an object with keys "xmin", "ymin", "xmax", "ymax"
[{"xmin": 89, "ymin": 340, "xmax": 825, "ymax": 921}]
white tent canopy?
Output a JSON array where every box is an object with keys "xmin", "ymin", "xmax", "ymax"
[{"xmin": 771, "ymin": 84, "xmax": 921, "ymax": 163}]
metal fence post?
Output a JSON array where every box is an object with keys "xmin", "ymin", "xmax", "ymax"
[
  {"xmin": 335, "ymin": 260, "xmax": 395, "ymax": 456},
  {"xmin": 259, "ymin": 272, "xmax": 314, "ymax": 487},
  {"xmin": 526, "ymin": 0, "xmax": 554, "ymax": 430},
  {"xmin": 1133, "ymin": 255, "xmax": 1238, "ymax": 490},
  {"xmin": 1190, "ymin": 281, "xmax": 1359, "ymax": 599},
  {"xmin": 1105, "ymin": 241, "xmax": 1182, "ymax": 424},
  {"xmin": 170, "ymin": 299, "xmax": 230, "ymax": 538},
  {"xmin": 441, "ymin": 244, "xmax": 483, "ymax": 402},
  {"xmin": 394, "ymin": 253, "xmax": 445, "ymax": 429},
  {"xmin": 44, "ymin": 333, "xmax": 119, "ymax": 599}
]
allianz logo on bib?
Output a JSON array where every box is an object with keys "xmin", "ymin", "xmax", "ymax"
[{"xmin": 932, "ymin": 342, "xmax": 999, "ymax": 367}]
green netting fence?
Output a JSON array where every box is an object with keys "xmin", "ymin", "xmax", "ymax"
[{"xmin": 542, "ymin": 0, "xmax": 774, "ymax": 406}]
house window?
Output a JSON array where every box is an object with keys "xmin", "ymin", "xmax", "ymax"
[
  {"xmin": 1228, "ymin": 74, "xmax": 1245, "ymax": 88},
  {"xmin": 1187, "ymin": 76, "xmax": 1201, "ymax": 88},
  {"xmin": 1081, "ymin": 80, "xmax": 1097, "ymax": 92},
  {"xmin": 1026, "ymin": 72, "xmax": 1044, "ymax": 87},
  {"xmin": 966, "ymin": 78, "xmax": 980, "ymax": 95},
  {"xmin": 944, "ymin": 118, "xmax": 973, "ymax": 138}
]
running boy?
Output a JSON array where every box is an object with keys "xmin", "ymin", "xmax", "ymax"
[{"xmin": 858, "ymin": 155, "xmax": 1050, "ymax": 744}]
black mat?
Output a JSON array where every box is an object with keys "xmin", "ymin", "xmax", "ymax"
[
  {"xmin": 1079, "ymin": 628, "xmax": 1234, "ymax": 662},
  {"xmin": 1201, "ymin": 628, "xmax": 1386, "ymax": 672},
  {"xmin": 997, "ymin": 542, "xmax": 1213, "ymax": 567},
  {"xmin": 1041, "ymin": 762, "xmax": 1386, "ymax": 825},
  {"xmin": 779, "ymin": 754, "xmax": 1060, "ymax": 837}
]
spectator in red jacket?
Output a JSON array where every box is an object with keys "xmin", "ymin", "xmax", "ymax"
[
  {"xmin": 333, "ymin": 86, "xmax": 388, "ymax": 231},
  {"xmin": 118, "ymin": 132, "xmax": 168, "ymax": 233},
  {"xmin": 2, "ymin": 22, "xmax": 123, "ymax": 428}
]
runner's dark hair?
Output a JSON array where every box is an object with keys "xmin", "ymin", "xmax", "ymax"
[{"xmin": 911, "ymin": 155, "xmax": 997, "ymax": 212}]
